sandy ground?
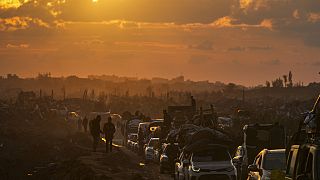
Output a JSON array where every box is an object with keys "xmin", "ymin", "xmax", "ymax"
[
  {"xmin": 28, "ymin": 125, "xmax": 172, "ymax": 180},
  {"xmin": 0, "ymin": 109, "xmax": 171, "ymax": 180}
]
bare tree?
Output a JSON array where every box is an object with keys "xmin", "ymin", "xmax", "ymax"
[
  {"xmin": 265, "ymin": 81, "xmax": 271, "ymax": 88},
  {"xmin": 283, "ymin": 75, "xmax": 288, "ymax": 87},
  {"xmin": 288, "ymin": 71, "xmax": 293, "ymax": 87},
  {"xmin": 272, "ymin": 78, "xmax": 284, "ymax": 88}
]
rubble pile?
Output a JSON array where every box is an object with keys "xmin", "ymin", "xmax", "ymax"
[{"xmin": 0, "ymin": 100, "xmax": 89, "ymax": 179}]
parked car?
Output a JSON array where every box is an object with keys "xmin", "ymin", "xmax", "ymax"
[
  {"xmin": 285, "ymin": 143, "xmax": 319, "ymax": 180},
  {"xmin": 127, "ymin": 133, "xmax": 138, "ymax": 150},
  {"xmin": 144, "ymin": 138, "xmax": 160, "ymax": 162},
  {"xmin": 237, "ymin": 123, "xmax": 286, "ymax": 179},
  {"xmin": 153, "ymin": 143, "xmax": 163, "ymax": 164},
  {"xmin": 247, "ymin": 149, "xmax": 286, "ymax": 180},
  {"xmin": 285, "ymin": 95, "xmax": 320, "ymax": 180},
  {"xmin": 160, "ymin": 143, "xmax": 180, "ymax": 174},
  {"xmin": 66, "ymin": 111, "xmax": 81, "ymax": 128},
  {"xmin": 179, "ymin": 145, "xmax": 237, "ymax": 180},
  {"xmin": 175, "ymin": 150, "xmax": 191, "ymax": 180},
  {"xmin": 133, "ymin": 142, "xmax": 139, "ymax": 153}
]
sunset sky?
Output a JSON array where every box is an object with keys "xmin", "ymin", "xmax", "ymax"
[{"xmin": 1, "ymin": 0, "xmax": 320, "ymax": 85}]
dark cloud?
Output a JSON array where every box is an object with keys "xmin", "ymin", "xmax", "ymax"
[
  {"xmin": 304, "ymin": 33, "xmax": 320, "ymax": 47},
  {"xmin": 227, "ymin": 46, "xmax": 272, "ymax": 52},
  {"xmin": 0, "ymin": 0, "xmax": 56, "ymax": 21}
]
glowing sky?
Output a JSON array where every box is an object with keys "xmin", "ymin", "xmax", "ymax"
[{"xmin": 1, "ymin": 0, "xmax": 320, "ymax": 85}]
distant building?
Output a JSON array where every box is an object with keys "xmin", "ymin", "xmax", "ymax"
[
  {"xmin": 151, "ymin": 77, "xmax": 169, "ymax": 84},
  {"xmin": 171, "ymin": 76, "xmax": 184, "ymax": 83}
]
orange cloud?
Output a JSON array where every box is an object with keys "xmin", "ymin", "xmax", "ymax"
[
  {"xmin": 209, "ymin": 16, "xmax": 273, "ymax": 30},
  {"xmin": 6, "ymin": 43, "xmax": 30, "ymax": 48},
  {"xmin": 259, "ymin": 19, "xmax": 273, "ymax": 30},
  {"xmin": 211, "ymin": 16, "xmax": 234, "ymax": 27},
  {"xmin": 0, "ymin": 16, "xmax": 53, "ymax": 31},
  {"xmin": 0, "ymin": 0, "xmax": 22, "ymax": 9},
  {"xmin": 114, "ymin": 41, "xmax": 187, "ymax": 49}
]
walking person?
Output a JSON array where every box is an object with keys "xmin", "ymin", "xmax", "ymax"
[
  {"xmin": 77, "ymin": 117, "xmax": 82, "ymax": 131},
  {"xmin": 82, "ymin": 116, "xmax": 88, "ymax": 132},
  {"xmin": 103, "ymin": 117, "xmax": 116, "ymax": 153},
  {"xmin": 89, "ymin": 115, "xmax": 102, "ymax": 152}
]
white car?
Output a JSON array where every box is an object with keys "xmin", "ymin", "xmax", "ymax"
[
  {"xmin": 247, "ymin": 149, "xmax": 286, "ymax": 180},
  {"xmin": 66, "ymin": 111, "xmax": 81, "ymax": 128},
  {"xmin": 127, "ymin": 133, "xmax": 138, "ymax": 150},
  {"xmin": 176, "ymin": 145, "xmax": 237, "ymax": 180},
  {"xmin": 144, "ymin": 138, "xmax": 160, "ymax": 162}
]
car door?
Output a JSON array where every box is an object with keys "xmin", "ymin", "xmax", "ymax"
[{"xmin": 304, "ymin": 151, "xmax": 314, "ymax": 180}]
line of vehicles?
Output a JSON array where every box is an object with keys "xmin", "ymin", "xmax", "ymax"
[
  {"xmin": 234, "ymin": 95, "xmax": 320, "ymax": 180},
  {"xmin": 122, "ymin": 95, "xmax": 320, "ymax": 180}
]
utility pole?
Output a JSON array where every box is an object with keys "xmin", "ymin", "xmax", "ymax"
[{"xmin": 242, "ymin": 87, "xmax": 245, "ymax": 108}]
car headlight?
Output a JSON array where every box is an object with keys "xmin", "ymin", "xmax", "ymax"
[
  {"xmin": 161, "ymin": 155, "xmax": 168, "ymax": 161},
  {"xmin": 191, "ymin": 165, "xmax": 200, "ymax": 172}
]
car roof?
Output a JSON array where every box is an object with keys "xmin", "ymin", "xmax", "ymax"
[{"xmin": 260, "ymin": 149, "xmax": 285, "ymax": 155}]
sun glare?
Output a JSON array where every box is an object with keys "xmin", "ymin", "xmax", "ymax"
[{"xmin": 92, "ymin": 0, "xmax": 98, "ymax": 3}]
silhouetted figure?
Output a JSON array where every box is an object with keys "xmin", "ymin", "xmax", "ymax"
[
  {"xmin": 163, "ymin": 110, "xmax": 171, "ymax": 127},
  {"xmin": 77, "ymin": 117, "xmax": 82, "ymax": 131},
  {"xmin": 89, "ymin": 115, "xmax": 102, "ymax": 152},
  {"xmin": 82, "ymin": 116, "xmax": 88, "ymax": 132},
  {"xmin": 191, "ymin": 96, "xmax": 196, "ymax": 112},
  {"xmin": 103, "ymin": 117, "xmax": 116, "ymax": 153}
]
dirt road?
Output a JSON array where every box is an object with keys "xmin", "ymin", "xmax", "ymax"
[{"xmin": 31, "ymin": 127, "xmax": 172, "ymax": 180}]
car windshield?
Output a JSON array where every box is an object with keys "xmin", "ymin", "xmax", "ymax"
[
  {"xmin": 263, "ymin": 152, "xmax": 286, "ymax": 170},
  {"xmin": 193, "ymin": 148, "xmax": 231, "ymax": 162}
]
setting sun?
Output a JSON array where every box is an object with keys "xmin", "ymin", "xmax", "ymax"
[{"xmin": 92, "ymin": 0, "xmax": 98, "ymax": 3}]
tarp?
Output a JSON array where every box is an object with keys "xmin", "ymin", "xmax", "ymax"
[
  {"xmin": 184, "ymin": 142, "xmax": 228, "ymax": 153},
  {"xmin": 184, "ymin": 128, "xmax": 234, "ymax": 152}
]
